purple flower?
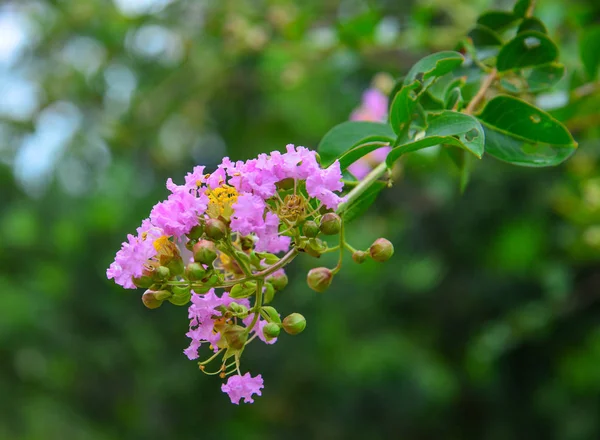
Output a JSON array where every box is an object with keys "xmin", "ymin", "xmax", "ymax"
[
  {"xmin": 350, "ymin": 88, "xmax": 388, "ymax": 122},
  {"xmin": 221, "ymin": 373, "xmax": 264, "ymax": 404},
  {"xmin": 305, "ymin": 160, "xmax": 345, "ymax": 210},
  {"xmin": 150, "ymin": 187, "xmax": 208, "ymax": 238},
  {"xmin": 106, "ymin": 219, "xmax": 163, "ymax": 289},
  {"xmin": 230, "ymin": 194, "xmax": 267, "ymax": 236},
  {"xmin": 255, "ymin": 212, "xmax": 291, "ymax": 253},
  {"xmin": 347, "ymin": 146, "xmax": 391, "ymax": 180}
]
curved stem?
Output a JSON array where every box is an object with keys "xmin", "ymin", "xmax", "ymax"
[{"xmin": 337, "ymin": 161, "xmax": 388, "ymax": 215}]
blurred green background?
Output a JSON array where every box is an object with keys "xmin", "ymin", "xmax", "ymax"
[{"xmin": 1, "ymin": 0, "xmax": 600, "ymax": 439}]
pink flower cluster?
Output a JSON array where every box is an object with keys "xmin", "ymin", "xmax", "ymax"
[
  {"xmin": 348, "ymin": 88, "xmax": 391, "ymax": 180},
  {"xmin": 222, "ymin": 373, "xmax": 264, "ymax": 404},
  {"xmin": 106, "ymin": 145, "xmax": 345, "ymax": 290}
]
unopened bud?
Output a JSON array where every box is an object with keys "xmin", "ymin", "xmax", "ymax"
[
  {"xmin": 306, "ymin": 267, "xmax": 333, "ymax": 292},
  {"xmin": 142, "ymin": 290, "xmax": 164, "ymax": 309},
  {"xmin": 369, "ymin": 238, "xmax": 394, "ymax": 262},
  {"xmin": 166, "ymin": 257, "xmax": 184, "ymax": 276},
  {"xmin": 319, "ymin": 213, "xmax": 341, "ymax": 235},
  {"xmin": 154, "ymin": 265, "xmax": 170, "ymax": 280},
  {"xmin": 352, "ymin": 250, "xmax": 368, "ymax": 264},
  {"xmin": 263, "ymin": 322, "xmax": 281, "ymax": 339},
  {"xmin": 224, "ymin": 325, "xmax": 248, "ymax": 350},
  {"xmin": 303, "ymin": 220, "xmax": 319, "ymax": 238},
  {"xmin": 205, "ymin": 218, "xmax": 227, "ymax": 241},
  {"xmin": 282, "ymin": 313, "xmax": 306, "ymax": 335},
  {"xmin": 187, "ymin": 224, "xmax": 204, "ymax": 240},
  {"xmin": 230, "ymin": 282, "xmax": 256, "ymax": 299},
  {"xmin": 133, "ymin": 275, "xmax": 153, "ymax": 288},
  {"xmin": 154, "ymin": 290, "xmax": 172, "ymax": 301},
  {"xmin": 185, "ymin": 238, "xmax": 198, "ymax": 251},
  {"xmin": 262, "ymin": 306, "xmax": 281, "ymax": 323},
  {"xmin": 269, "ymin": 271, "xmax": 288, "ymax": 291},
  {"xmin": 169, "ymin": 285, "xmax": 192, "ymax": 306},
  {"xmin": 185, "ymin": 262, "xmax": 206, "ymax": 281},
  {"xmin": 263, "ymin": 282, "xmax": 276, "ymax": 304},
  {"xmin": 193, "ymin": 240, "xmax": 217, "ymax": 265}
]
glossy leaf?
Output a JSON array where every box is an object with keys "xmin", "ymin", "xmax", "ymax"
[
  {"xmin": 468, "ymin": 25, "xmax": 503, "ymax": 47},
  {"xmin": 337, "ymin": 143, "xmax": 391, "ymax": 171},
  {"xmin": 477, "ymin": 95, "xmax": 577, "ymax": 166},
  {"xmin": 403, "ymin": 51, "xmax": 464, "ymax": 86},
  {"xmin": 497, "ymin": 31, "xmax": 558, "ymax": 71},
  {"xmin": 513, "ymin": 0, "xmax": 533, "ymax": 17},
  {"xmin": 517, "ymin": 17, "xmax": 547, "ymax": 34},
  {"xmin": 477, "ymin": 11, "xmax": 518, "ymax": 31},
  {"xmin": 580, "ymin": 25, "xmax": 600, "ymax": 79},
  {"xmin": 389, "ymin": 82, "xmax": 419, "ymax": 135},
  {"xmin": 339, "ymin": 181, "xmax": 386, "ymax": 224},
  {"xmin": 318, "ymin": 121, "xmax": 395, "ymax": 167},
  {"xmin": 499, "ymin": 63, "xmax": 565, "ymax": 93}
]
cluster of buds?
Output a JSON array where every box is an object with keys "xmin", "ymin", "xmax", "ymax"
[{"xmin": 107, "ymin": 145, "xmax": 393, "ymax": 404}]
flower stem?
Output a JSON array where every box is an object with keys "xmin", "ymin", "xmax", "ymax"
[{"xmin": 337, "ymin": 161, "xmax": 388, "ymax": 216}]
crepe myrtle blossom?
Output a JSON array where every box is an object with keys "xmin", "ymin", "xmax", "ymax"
[
  {"xmin": 106, "ymin": 143, "xmax": 395, "ymax": 404},
  {"xmin": 348, "ymin": 87, "xmax": 392, "ymax": 180}
]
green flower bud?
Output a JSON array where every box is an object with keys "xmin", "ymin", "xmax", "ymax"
[
  {"xmin": 133, "ymin": 275, "xmax": 153, "ymax": 289},
  {"xmin": 168, "ymin": 285, "xmax": 192, "ymax": 306},
  {"xmin": 142, "ymin": 290, "xmax": 164, "ymax": 309},
  {"xmin": 187, "ymin": 224, "xmax": 204, "ymax": 240},
  {"xmin": 166, "ymin": 257, "xmax": 184, "ymax": 276},
  {"xmin": 369, "ymin": 238, "xmax": 394, "ymax": 262},
  {"xmin": 282, "ymin": 313, "xmax": 306, "ymax": 335},
  {"xmin": 303, "ymin": 220, "xmax": 319, "ymax": 238},
  {"xmin": 306, "ymin": 267, "xmax": 333, "ymax": 292},
  {"xmin": 262, "ymin": 306, "xmax": 281, "ymax": 324},
  {"xmin": 269, "ymin": 271, "xmax": 288, "ymax": 291},
  {"xmin": 229, "ymin": 302, "xmax": 249, "ymax": 317},
  {"xmin": 230, "ymin": 282, "xmax": 256, "ymax": 299},
  {"xmin": 185, "ymin": 238, "xmax": 198, "ymax": 251},
  {"xmin": 154, "ymin": 290, "xmax": 173, "ymax": 301},
  {"xmin": 352, "ymin": 250, "xmax": 368, "ymax": 264},
  {"xmin": 185, "ymin": 262, "xmax": 206, "ymax": 281},
  {"xmin": 263, "ymin": 322, "xmax": 281, "ymax": 340},
  {"xmin": 205, "ymin": 218, "xmax": 227, "ymax": 241},
  {"xmin": 224, "ymin": 325, "xmax": 248, "ymax": 350},
  {"xmin": 154, "ymin": 265, "xmax": 171, "ymax": 281},
  {"xmin": 263, "ymin": 282, "xmax": 276, "ymax": 304},
  {"xmin": 193, "ymin": 240, "xmax": 217, "ymax": 265},
  {"xmin": 319, "ymin": 213, "xmax": 341, "ymax": 235}
]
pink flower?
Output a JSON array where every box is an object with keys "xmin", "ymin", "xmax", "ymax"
[
  {"xmin": 347, "ymin": 146, "xmax": 391, "ymax": 180},
  {"xmin": 221, "ymin": 373, "xmax": 264, "ymax": 404},
  {"xmin": 350, "ymin": 88, "xmax": 388, "ymax": 122},
  {"xmin": 150, "ymin": 187, "xmax": 208, "ymax": 238},
  {"xmin": 243, "ymin": 313, "xmax": 278, "ymax": 345},
  {"xmin": 255, "ymin": 212, "xmax": 291, "ymax": 253},
  {"xmin": 106, "ymin": 219, "xmax": 163, "ymax": 289},
  {"xmin": 230, "ymin": 194, "xmax": 267, "ymax": 236},
  {"xmin": 305, "ymin": 161, "xmax": 345, "ymax": 210}
]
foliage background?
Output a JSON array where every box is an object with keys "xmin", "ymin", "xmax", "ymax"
[{"xmin": 1, "ymin": 0, "xmax": 599, "ymax": 438}]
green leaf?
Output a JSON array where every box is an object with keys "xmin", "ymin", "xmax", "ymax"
[
  {"xmin": 340, "ymin": 181, "xmax": 386, "ymax": 224},
  {"xmin": 386, "ymin": 111, "xmax": 485, "ymax": 166},
  {"xmin": 337, "ymin": 142, "xmax": 391, "ymax": 171},
  {"xmin": 496, "ymin": 31, "xmax": 558, "ymax": 71},
  {"xmin": 403, "ymin": 51, "xmax": 464, "ymax": 87},
  {"xmin": 389, "ymin": 82, "xmax": 419, "ymax": 135},
  {"xmin": 468, "ymin": 25, "xmax": 503, "ymax": 47},
  {"xmin": 318, "ymin": 121, "xmax": 395, "ymax": 167},
  {"xmin": 517, "ymin": 17, "xmax": 547, "ymax": 34},
  {"xmin": 580, "ymin": 25, "xmax": 600, "ymax": 79},
  {"xmin": 513, "ymin": 0, "xmax": 533, "ymax": 17},
  {"xmin": 525, "ymin": 63, "xmax": 565, "ymax": 91},
  {"xmin": 477, "ymin": 95, "xmax": 577, "ymax": 166},
  {"xmin": 477, "ymin": 11, "xmax": 518, "ymax": 31}
]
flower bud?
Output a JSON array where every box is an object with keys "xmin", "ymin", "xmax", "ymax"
[
  {"xmin": 230, "ymin": 282, "xmax": 256, "ymax": 299},
  {"xmin": 306, "ymin": 267, "xmax": 333, "ymax": 292},
  {"xmin": 229, "ymin": 302, "xmax": 249, "ymax": 316},
  {"xmin": 203, "ymin": 272, "xmax": 220, "ymax": 286},
  {"xmin": 369, "ymin": 238, "xmax": 394, "ymax": 262},
  {"xmin": 142, "ymin": 290, "xmax": 164, "ymax": 309},
  {"xmin": 185, "ymin": 262, "xmax": 206, "ymax": 281},
  {"xmin": 263, "ymin": 322, "xmax": 281, "ymax": 340},
  {"xmin": 269, "ymin": 271, "xmax": 288, "ymax": 291},
  {"xmin": 262, "ymin": 306, "xmax": 281, "ymax": 323},
  {"xmin": 224, "ymin": 325, "xmax": 248, "ymax": 350},
  {"xmin": 187, "ymin": 224, "xmax": 204, "ymax": 240},
  {"xmin": 154, "ymin": 290, "xmax": 173, "ymax": 301},
  {"xmin": 352, "ymin": 250, "xmax": 368, "ymax": 264},
  {"xmin": 282, "ymin": 313, "xmax": 306, "ymax": 335},
  {"xmin": 193, "ymin": 240, "xmax": 217, "ymax": 265},
  {"xmin": 166, "ymin": 257, "xmax": 184, "ymax": 276},
  {"xmin": 303, "ymin": 220, "xmax": 319, "ymax": 238},
  {"xmin": 205, "ymin": 218, "xmax": 227, "ymax": 241},
  {"xmin": 263, "ymin": 282, "xmax": 276, "ymax": 304},
  {"xmin": 154, "ymin": 265, "xmax": 170, "ymax": 280},
  {"xmin": 168, "ymin": 285, "xmax": 192, "ymax": 306},
  {"xmin": 133, "ymin": 275, "xmax": 153, "ymax": 289},
  {"xmin": 319, "ymin": 213, "xmax": 341, "ymax": 235},
  {"xmin": 185, "ymin": 238, "xmax": 198, "ymax": 251}
]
